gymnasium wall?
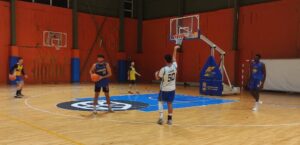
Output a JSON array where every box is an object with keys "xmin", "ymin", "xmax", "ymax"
[
  {"xmin": 0, "ymin": 1, "xmax": 10, "ymax": 84},
  {"xmin": 0, "ymin": 1, "xmax": 137, "ymax": 84},
  {"xmin": 131, "ymin": 0, "xmax": 300, "ymax": 84},
  {"xmin": 78, "ymin": 14, "xmax": 136, "ymax": 82},
  {"xmin": 1, "ymin": 0, "xmax": 299, "ymax": 85}
]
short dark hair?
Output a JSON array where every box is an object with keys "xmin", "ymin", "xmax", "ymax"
[
  {"xmin": 18, "ymin": 57, "xmax": 23, "ymax": 61},
  {"xmin": 97, "ymin": 54, "xmax": 104, "ymax": 58},
  {"xmin": 164, "ymin": 54, "xmax": 173, "ymax": 63},
  {"xmin": 255, "ymin": 54, "xmax": 261, "ymax": 59}
]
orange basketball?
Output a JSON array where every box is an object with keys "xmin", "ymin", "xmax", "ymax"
[
  {"xmin": 91, "ymin": 74, "xmax": 101, "ymax": 82},
  {"xmin": 9, "ymin": 74, "xmax": 16, "ymax": 81}
]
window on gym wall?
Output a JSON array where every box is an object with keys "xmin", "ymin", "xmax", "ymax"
[
  {"xmin": 36, "ymin": 0, "xmax": 50, "ymax": 5},
  {"xmin": 20, "ymin": 0, "xmax": 69, "ymax": 8},
  {"xmin": 52, "ymin": 0, "xmax": 68, "ymax": 8}
]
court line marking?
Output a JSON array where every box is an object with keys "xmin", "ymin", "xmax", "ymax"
[
  {"xmin": 0, "ymin": 113, "xmax": 84, "ymax": 145},
  {"xmin": 4, "ymin": 89, "xmax": 84, "ymax": 145},
  {"xmin": 24, "ymin": 86, "xmax": 300, "ymax": 128}
]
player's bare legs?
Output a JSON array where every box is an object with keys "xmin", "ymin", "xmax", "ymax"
[
  {"xmin": 15, "ymin": 81, "xmax": 24, "ymax": 98},
  {"xmin": 128, "ymin": 83, "xmax": 134, "ymax": 94},
  {"xmin": 251, "ymin": 89, "xmax": 262, "ymax": 111},
  {"xmin": 167, "ymin": 102, "xmax": 173, "ymax": 125},
  {"xmin": 157, "ymin": 101, "xmax": 164, "ymax": 125},
  {"xmin": 104, "ymin": 92, "xmax": 113, "ymax": 112},
  {"xmin": 93, "ymin": 92, "xmax": 100, "ymax": 114}
]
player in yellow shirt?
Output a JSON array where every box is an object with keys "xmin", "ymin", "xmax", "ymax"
[
  {"xmin": 128, "ymin": 61, "xmax": 141, "ymax": 94},
  {"xmin": 9, "ymin": 57, "xmax": 28, "ymax": 98}
]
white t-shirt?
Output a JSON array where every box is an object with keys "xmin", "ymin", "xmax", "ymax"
[{"xmin": 158, "ymin": 62, "xmax": 177, "ymax": 91}]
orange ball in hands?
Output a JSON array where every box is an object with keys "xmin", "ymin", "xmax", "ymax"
[
  {"xmin": 9, "ymin": 74, "xmax": 16, "ymax": 81},
  {"xmin": 91, "ymin": 74, "xmax": 101, "ymax": 82}
]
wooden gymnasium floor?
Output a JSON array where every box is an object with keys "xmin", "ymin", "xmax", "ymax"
[{"xmin": 0, "ymin": 84, "xmax": 299, "ymax": 145}]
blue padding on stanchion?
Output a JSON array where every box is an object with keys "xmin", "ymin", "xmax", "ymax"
[
  {"xmin": 200, "ymin": 56, "xmax": 223, "ymax": 96},
  {"xmin": 71, "ymin": 58, "xmax": 80, "ymax": 83},
  {"xmin": 9, "ymin": 56, "xmax": 19, "ymax": 85},
  {"xmin": 118, "ymin": 60, "xmax": 128, "ymax": 82}
]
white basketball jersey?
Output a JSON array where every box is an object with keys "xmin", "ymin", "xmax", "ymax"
[{"xmin": 158, "ymin": 62, "xmax": 177, "ymax": 91}]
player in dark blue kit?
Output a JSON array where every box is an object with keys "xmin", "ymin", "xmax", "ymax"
[
  {"xmin": 248, "ymin": 54, "xmax": 266, "ymax": 111},
  {"xmin": 89, "ymin": 54, "xmax": 113, "ymax": 113}
]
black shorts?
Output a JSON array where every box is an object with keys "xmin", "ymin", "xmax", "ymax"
[
  {"xmin": 158, "ymin": 91, "xmax": 175, "ymax": 102},
  {"xmin": 95, "ymin": 85, "xmax": 109, "ymax": 93},
  {"xmin": 129, "ymin": 80, "xmax": 136, "ymax": 85}
]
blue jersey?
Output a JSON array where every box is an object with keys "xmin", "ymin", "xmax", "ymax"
[
  {"xmin": 251, "ymin": 62, "xmax": 264, "ymax": 80},
  {"xmin": 95, "ymin": 62, "xmax": 109, "ymax": 86}
]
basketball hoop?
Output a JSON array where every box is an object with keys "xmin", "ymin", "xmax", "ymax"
[
  {"xmin": 174, "ymin": 34, "xmax": 185, "ymax": 45},
  {"xmin": 53, "ymin": 44, "xmax": 61, "ymax": 51},
  {"xmin": 43, "ymin": 31, "xmax": 67, "ymax": 50},
  {"xmin": 51, "ymin": 40, "xmax": 61, "ymax": 51}
]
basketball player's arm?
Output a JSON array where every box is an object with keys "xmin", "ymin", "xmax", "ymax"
[
  {"xmin": 135, "ymin": 71, "xmax": 141, "ymax": 76},
  {"xmin": 9, "ymin": 64, "xmax": 17, "ymax": 75},
  {"xmin": 248, "ymin": 62, "xmax": 253, "ymax": 83},
  {"xmin": 101, "ymin": 63, "xmax": 112, "ymax": 79},
  {"xmin": 155, "ymin": 71, "xmax": 160, "ymax": 80},
  {"xmin": 127, "ymin": 71, "xmax": 130, "ymax": 80},
  {"xmin": 172, "ymin": 45, "xmax": 180, "ymax": 62},
  {"xmin": 22, "ymin": 68, "xmax": 28, "ymax": 78},
  {"xmin": 89, "ymin": 64, "xmax": 96, "ymax": 75},
  {"xmin": 261, "ymin": 63, "xmax": 267, "ymax": 88},
  {"xmin": 156, "ymin": 68, "xmax": 164, "ymax": 80}
]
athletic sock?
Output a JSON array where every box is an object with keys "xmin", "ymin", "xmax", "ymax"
[
  {"xmin": 168, "ymin": 114, "xmax": 173, "ymax": 120},
  {"xmin": 158, "ymin": 101, "xmax": 163, "ymax": 119},
  {"xmin": 16, "ymin": 90, "xmax": 20, "ymax": 96},
  {"xmin": 93, "ymin": 105, "xmax": 97, "ymax": 112}
]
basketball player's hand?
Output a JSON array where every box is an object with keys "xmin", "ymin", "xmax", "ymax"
[
  {"xmin": 24, "ymin": 75, "xmax": 28, "ymax": 79},
  {"xmin": 258, "ymin": 81, "xmax": 264, "ymax": 89},
  {"xmin": 259, "ymin": 83, "xmax": 264, "ymax": 89},
  {"xmin": 155, "ymin": 71, "xmax": 160, "ymax": 80},
  {"xmin": 174, "ymin": 45, "xmax": 180, "ymax": 50},
  {"xmin": 98, "ymin": 75, "xmax": 103, "ymax": 81}
]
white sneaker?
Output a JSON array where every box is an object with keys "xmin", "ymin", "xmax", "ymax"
[
  {"xmin": 93, "ymin": 106, "xmax": 97, "ymax": 114},
  {"xmin": 157, "ymin": 118, "xmax": 164, "ymax": 125},
  {"xmin": 167, "ymin": 120, "xmax": 173, "ymax": 125},
  {"xmin": 252, "ymin": 102, "xmax": 259, "ymax": 111}
]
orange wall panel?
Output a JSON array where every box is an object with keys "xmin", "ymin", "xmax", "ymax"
[
  {"xmin": 130, "ymin": 0, "xmax": 300, "ymax": 85},
  {"xmin": 14, "ymin": 1, "xmax": 72, "ymax": 84},
  {"xmin": 0, "ymin": 1, "xmax": 10, "ymax": 84}
]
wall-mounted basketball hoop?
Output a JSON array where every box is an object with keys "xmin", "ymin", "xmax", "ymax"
[{"xmin": 43, "ymin": 31, "xmax": 67, "ymax": 50}]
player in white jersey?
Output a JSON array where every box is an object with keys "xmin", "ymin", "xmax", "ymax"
[{"xmin": 155, "ymin": 45, "xmax": 180, "ymax": 125}]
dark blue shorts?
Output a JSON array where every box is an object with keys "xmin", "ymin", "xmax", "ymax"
[
  {"xmin": 158, "ymin": 91, "xmax": 175, "ymax": 102},
  {"xmin": 15, "ymin": 76, "xmax": 23, "ymax": 84},
  {"xmin": 95, "ymin": 79, "xmax": 109, "ymax": 93},
  {"xmin": 248, "ymin": 79, "xmax": 262, "ymax": 91}
]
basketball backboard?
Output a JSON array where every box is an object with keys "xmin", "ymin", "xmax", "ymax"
[{"xmin": 170, "ymin": 15, "xmax": 200, "ymax": 41}]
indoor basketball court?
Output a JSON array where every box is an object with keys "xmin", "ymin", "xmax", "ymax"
[{"xmin": 0, "ymin": 0, "xmax": 300, "ymax": 145}]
